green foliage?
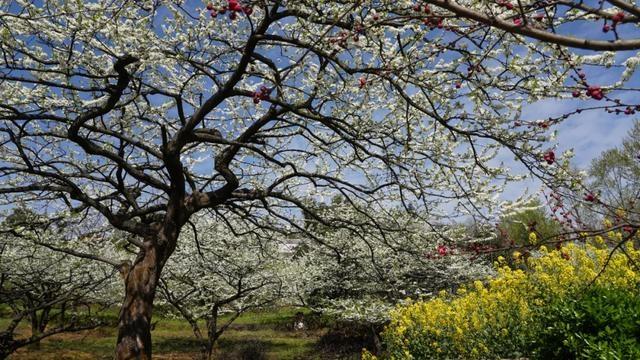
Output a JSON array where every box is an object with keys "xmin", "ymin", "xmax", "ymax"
[
  {"xmin": 498, "ymin": 199, "xmax": 561, "ymax": 246},
  {"xmin": 532, "ymin": 286, "xmax": 640, "ymax": 360}
]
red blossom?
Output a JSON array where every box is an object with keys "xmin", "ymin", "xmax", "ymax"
[
  {"xmin": 543, "ymin": 150, "xmax": 555, "ymax": 165},
  {"xmin": 612, "ymin": 11, "xmax": 625, "ymax": 23},
  {"xmin": 358, "ymin": 77, "xmax": 367, "ymax": 88},
  {"xmin": 228, "ymin": 0, "xmax": 242, "ymax": 12},
  {"xmin": 253, "ymin": 85, "xmax": 270, "ymax": 104},
  {"xmin": 586, "ymin": 85, "xmax": 604, "ymax": 100}
]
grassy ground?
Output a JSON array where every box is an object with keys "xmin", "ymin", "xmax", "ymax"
[{"xmin": 4, "ymin": 308, "xmax": 361, "ymax": 359}]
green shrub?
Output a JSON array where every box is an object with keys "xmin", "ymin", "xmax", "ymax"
[{"xmin": 532, "ymin": 286, "xmax": 640, "ymax": 360}]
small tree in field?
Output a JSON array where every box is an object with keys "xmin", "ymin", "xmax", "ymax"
[
  {"xmin": 157, "ymin": 216, "xmax": 285, "ymax": 359},
  {"xmin": 1, "ymin": 1, "xmax": 639, "ymax": 358}
]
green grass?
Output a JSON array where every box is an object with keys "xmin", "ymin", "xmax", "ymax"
[{"xmin": 4, "ymin": 307, "xmax": 353, "ymax": 360}]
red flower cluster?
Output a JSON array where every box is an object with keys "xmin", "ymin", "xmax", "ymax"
[
  {"xmin": 586, "ymin": 85, "xmax": 603, "ymax": 100},
  {"xmin": 612, "ymin": 11, "xmax": 625, "ymax": 23},
  {"xmin": 497, "ymin": 0, "xmax": 514, "ymax": 10},
  {"xmin": 583, "ymin": 193, "xmax": 596, "ymax": 202},
  {"xmin": 412, "ymin": 3, "xmax": 430, "ymax": 13},
  {"xmin": 422, "ymin": 17, "xmax": 444, "ymax": 29},
  {"xmin": 543, "ymin": 150, "xmax": 555, "ymax": 165},
  {"xmin": 253, "ymin": 85, "xmax": 269, "ymax": 104},
  {"xmin": 207, "ymin": 1, "xmax": 252, "ymax": 20},
  {"xmin": 358, "ymin": 77, "xmax": 367, "ymax": 89}
]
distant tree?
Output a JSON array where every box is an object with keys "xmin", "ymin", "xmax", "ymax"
[
  {"xmin": 497, "ymin": 199, "xmax": 561, "ymax": 246},
  {"xmin": 0, "ymin": 209, "xmax": 120, "ymax": 358},
  {"xmin": 589, "ymin": 121, "xmax": 640, "ymax": 222}
]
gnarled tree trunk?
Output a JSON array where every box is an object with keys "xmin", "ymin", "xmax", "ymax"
[
  {"xmin": 114, "ymin": 215, "xmax": 182, "ymax": 360},
  {"xmin": 114, "ymin": 242, "xmax": 163, "ymax": 360}
]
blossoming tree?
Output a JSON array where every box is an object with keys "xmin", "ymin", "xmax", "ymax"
[
  {"xmin": 157, "ymin": 216, "xmax": 285, "ymax": 359},
  {"xmin": 1, "ymin": 0, "xmax": 639, "ymax": 358},
  {"xmin": 0, "ymin": 209, "xmax": 121, "ymax": 358},
  {"xmin": 289, "ymin": 200, "xmax": 495, "ymax": 324}
]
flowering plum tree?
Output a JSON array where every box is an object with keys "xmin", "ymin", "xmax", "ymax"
[
  {"xmin": 289, "ymin": 201, "xmax": 495, "ymax": 324},
  {"xmin": 1, "ymin": 0, "xmax": 639, "ymax": 358},
  {"xmin": 157, "ymin": 216, "xmax": 285, "ymax": 359}
]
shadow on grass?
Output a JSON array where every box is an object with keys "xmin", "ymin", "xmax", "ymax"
[
  {"xmin": 216, "ymin": 337, "xmax": 313, "ymax": 360},
  {"xmin": 153, "ymin": 336, "xmax": 204, "ymax": 353}
]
